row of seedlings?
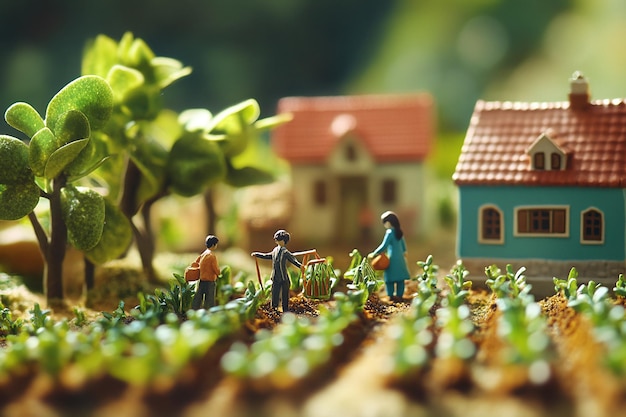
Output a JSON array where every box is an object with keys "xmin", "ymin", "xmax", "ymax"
[
  {"xmin": 0, "ymin": 272, "xmax": 270, "ymax": 406},
  {"xmin": 389, "ymin": 256, "xmax": 476, "ymax": 393},
  {"xmin": 220, "ymin": 250, "xmax": 382, "ymax": 394},
  {"xmin": 480, "ymin": 264, "xmax": 553, "ymax": 392},
  {"xmin": 555, "ymin": 269, "xmax": 626, "ymax": 376}
]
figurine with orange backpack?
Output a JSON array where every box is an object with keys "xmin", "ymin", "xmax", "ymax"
[{"xmin": 185, "ymin": 235, "xmax": 221, "ymax": 309}]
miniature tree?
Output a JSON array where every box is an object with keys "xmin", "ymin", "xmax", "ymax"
[
  {"xmin": 79, "ymin": 33, "xmax": 192, "ymax": 284},
  {"xmin": 0, "ymin": 75, "xmax": 132, "ymax": 303},
  {"xmin": 82, "ymin": 33, "xmax": 289, "ymax": 283}
]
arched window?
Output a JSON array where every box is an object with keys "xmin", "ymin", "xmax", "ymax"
[
  {"xmin": 480, "ymin": 206, "xmax": 503, "ymax": 243},
  {"xmin": 534, "ymin": 153, "xmax": 545, "ymax": 170},
  {"xmin": 551, "ymin": 153, "xmax": 561, "ymax": 170},
  {"xmin": 582, "ymin": 209, "xmax": 603, "ymax": 242}
]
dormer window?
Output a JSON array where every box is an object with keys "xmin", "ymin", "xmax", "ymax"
[
  {"xmin": 345, "ymin": 143, "xmax": 357, "ymax": 161},
  {"xmin": 527, "ymin": 132, "xmax": 568, "ymax": 171}
]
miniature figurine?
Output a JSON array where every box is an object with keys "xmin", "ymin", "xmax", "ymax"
[
  {"xmin": 191, "ymin": 235, "xmax": 221, "ymax": 309},
  {"xmin": 369, "ymin": 211, "xmax": 410, "ymax": 299},
  {"xmin": 251, "ymin": 229, "xmax": 302, "ymax": 312}
]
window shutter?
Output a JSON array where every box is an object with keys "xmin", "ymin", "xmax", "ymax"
[
  {"xmin": 553, "ymin": 209, "xmax": 566, "ymax": 233},
  {"xmin": 517, "ymin": 209, "xmax": 529, "ymax": 233}
]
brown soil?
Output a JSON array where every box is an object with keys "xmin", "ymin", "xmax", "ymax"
[{"xmin": 3, "ymin": 290, "xmax": 626, "ymax": 417}]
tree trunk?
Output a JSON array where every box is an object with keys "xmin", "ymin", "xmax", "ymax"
[
  {"xmin": 120, "ymin": 158, "xmax": 142, "ymax": 219},
  {"xmin": 84, "ymin": 258, "xmax": 95, "ymax": 291},
  {"xmin": 45, "ymin": 176, "xmax": 68, "ymax": 303},
  {"xmin": 132, "ymin": 198, "xmax": 159, "ymax": 284},
  {"xmin": 204, "ymin": 188, "xmax": 216, "ymax": 235}
]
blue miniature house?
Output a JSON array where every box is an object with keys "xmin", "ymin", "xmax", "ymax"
[{"xmin": 453, "ymin": 73, "xmax": 626, "ymax": 283}]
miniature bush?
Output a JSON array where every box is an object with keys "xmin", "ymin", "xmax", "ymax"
[{"xmin": 0, "ymin": 75, "xmax": 132, "ymax": 302}]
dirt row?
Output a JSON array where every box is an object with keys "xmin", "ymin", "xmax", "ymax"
[{"xmin": 4, "ymin": 291, "xmax": 626, "ymax": 417}]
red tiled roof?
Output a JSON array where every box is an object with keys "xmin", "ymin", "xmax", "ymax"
[
  {"xmin": 453, "ymin": 99, "xmax": 626, "ymax": 187},
  {"xmin": 272, "ymin": 94, "xmax": 434, "ymax": 164}
]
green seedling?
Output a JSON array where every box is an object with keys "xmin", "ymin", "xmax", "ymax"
[
  {"xmin": 553, "ymin": 267, "xmax": 579, "ymax": 299},
  {"xmin": 344, "ymin": 249, "xmax": 383, "ymax": 309},
  {"xmin": 444, "ymin": 261, "xmax": 472, "ymax": 308},
  {"xmin": 613, "ymin": 273, "xmax": 626, "ymax": 298},
  {"xmin": 0, "ymin": 304, "xmax": 23, "ymax": 336},
  {"xmin": 435, "ymin": 304, "xmax": 475, "ymax": 360}
]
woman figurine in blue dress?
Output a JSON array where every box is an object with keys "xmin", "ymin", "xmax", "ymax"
[{"xmin": 369, "ymin": 211, "xmax": 411, "ymax": 299}]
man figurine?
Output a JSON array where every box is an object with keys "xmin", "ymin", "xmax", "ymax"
[
  {"xmin": 251, "ymin": 229, "xmax": 302, "ymax": 312},
  {"xmin": 192, "ymin": 235, "xmax": 221, "ymax": 309}
]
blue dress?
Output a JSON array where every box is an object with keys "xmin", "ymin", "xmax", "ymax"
[{"xmin": 374, "ymin": 228, "xmax": 410, "ymax": 283}]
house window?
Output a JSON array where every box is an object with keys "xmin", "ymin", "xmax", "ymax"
[
  {"xmin": 534, "ymin": 153, "xmax": 545, "ymax": 170},
  {"xmin": 551, "ymin": 153, "xmax": 561, "ymax": 170},
  {"xmin": 480, "ymin": 206, "xmax": 503, "ymax": 243},
  {"xmin": 345, "ymin": 143, "xmax": 357, "ymax": 162},
  {"xmin": 313, "ymin": 180, "xmax": 327, "ymax": 205},
  {"xmin": 582, "ymin": 209, "xmax": 603, "ymax": 243},
  {"xmin": 516, "ymin": 207, "xmax": 568, "ymax": 236},
  {"xmin": 381, "ymin": 179, "xmax": 397, "ymax": 204}
]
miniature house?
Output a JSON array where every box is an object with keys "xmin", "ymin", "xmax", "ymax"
[
  {"xmin": 272, "ymin": 94, "xmax": 434, "ymax": 245},
  {"xmin": 453, "ymin": 72, "xmax": 626, "ymax": 282}
]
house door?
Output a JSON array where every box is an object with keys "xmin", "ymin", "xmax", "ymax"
[{"xmin": 337, "ymin": 176, "xmax": 368, "ymax": 243}]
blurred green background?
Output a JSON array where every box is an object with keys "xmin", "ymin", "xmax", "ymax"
[{"xmin": 1, "ymin": 0, "xmax": 625, "ymax": 178}]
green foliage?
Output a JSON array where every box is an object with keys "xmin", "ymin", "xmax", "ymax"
[
  {"xmin": 220, "ymin": 280, "xmax": 270, "ymax": 321},
  {"xmin": 0, "ymin": 74, "xmax": 123, "ymax": 305},
  {"xmin": 0, "ymin": 135, "xmax": 34, "ymax": 184},
  {"xmin": 27, "ymin": 303, "xmax": 52, "ymax": 333},
  {"xmin": 0, "ymin": 303, "xmax": 23, "ymax": 336},
  {"xmin": 487, "ymin": 264, "xmax": 551, "ymax": 375},
  {"xmin": 221, "ymin": 294, "xmax": 359, "ymax": 382},
  {"xmin": 132, "ymin": 274, "xmax": 196, "ymax": 325},
  {"xmin": 60, "ymin": 185, "xmax": 106, "ymax": 251},
  {"xmin": 72, "ymin": 307, "xmax": 87, "ymax": 327},
  {"xmin": 553, "ymin": 267, "xmax": 579, "ymax": 299},
  {"xmin": 215, "ymin": 265, "xmax": 233, "ymax": 307},
  {"xmin": 82, "ymin": 32, "xmax": 191, "ymax": 120},
  {"xmin": 84, "ymin": 198, "xmax": 133, "ymax": 264},
  {"xmin": 175, "ymin": 100, "xmax": 289, "ymax": 191},
  {"xmin": 5, "ymin": 76, "xmax": 115, "ymax": 183},
  {"xmin": 485, "ymin": 264, "xmax": 532, "ymax": 301},
  {"xmin": 99, "ymin": 301, "xmax": 128, "ymax": 330},
  {"xmin": 392, "ymin": 255, "xmax": 441, "ymax": 375},
  {"xmin": 551, "ymin": 272, "xmax": 626, "ymax": 376},
  {"xmin": 46, "ymin": 75, "xmax": 114, "ymax": 133},
  {"xmin": 166, "ymin": 132, "xmax": 227, "ymax": 196},
  {"xmin": 303, "ymin": 261, "xmax": 337, "ymax": 300},
  {"xmin": 443, "ymin": 261, "xmax": 472, "ymax": 308},
  {"xmin": 0, "ymin": 277, "xmax": 268, "ymax": 384},
  {"xmin": 77, "ymin": 32, "xmax": 288, "ymax": 287},
  {"xmin": 343, "ymin": 249, "xmax": 383, "ymax": 310},
  {"xmin": 567, "ymin": 280, "xmax": 610, "ymax": 318},
  {"xmin": 415, "ymin": 255, "xmax": 439, "ymax": 291},
  {"xmin": 5, "ymin": 102, "xmax": 45, "ymax": 138},
  {"xmin": 435, "ymin": 304, "xmax": 475, "ymax": 360},
  {"xmin": 0, "ymin": 182, "xmax": 41, "ymax": 221},
  {"xmin": 613, "ymin": 273, "xmax": 626, "ymax": 298}
]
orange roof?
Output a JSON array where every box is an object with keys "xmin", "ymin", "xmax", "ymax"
[
  {"xmin": 453, "ymin": 98, "xmax": 626, "ymax": 187},
  {"xmin": 272, "ymin": 94, "xmax": 434, "ymax": 164}
]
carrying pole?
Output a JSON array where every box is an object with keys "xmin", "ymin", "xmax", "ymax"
[{"xmin": 254, "ymin": 257, "xmax": 264, "ymax": 291}]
